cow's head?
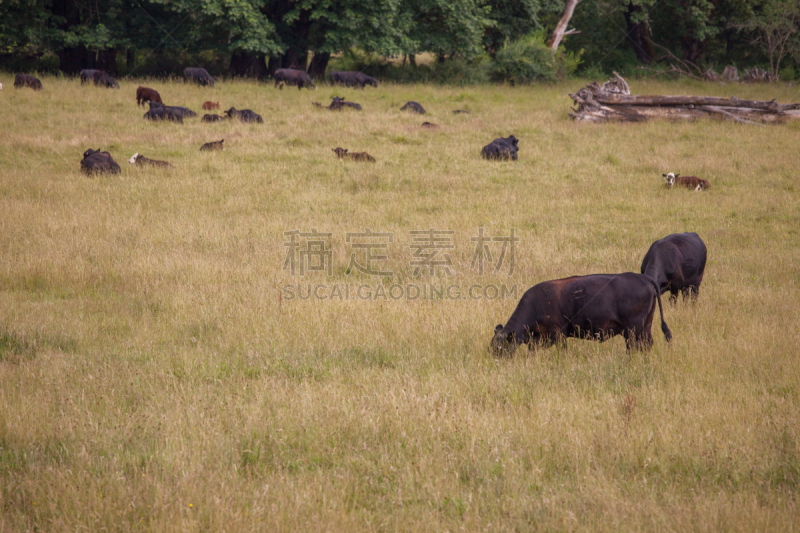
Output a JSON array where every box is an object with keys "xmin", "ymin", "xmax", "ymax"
[
  {"xmin": 83, "ymin": 148, "xmax": 100, "ymax": 158},
  {"xmin": 128, "ymin": 153, "xmax": 140, "ymax": 164},
  {"xmin": 507, "ymin": 135, "xmax": 519, "ymax": 148},
  {"xmin": 489, "ymin": 324, "xmax": 521, "ymax": 357},
  {"xmin": 663, "ymin": 172, "xmax": 677, "ymax": 187},
  {"xmin": 224, "ymin": 107, "xmax": 236, "ymax": 117},
  {"xmin": 332, "ymin": 147, "xmax": 348, "ymax": 158}
]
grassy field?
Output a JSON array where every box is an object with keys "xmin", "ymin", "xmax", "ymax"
[{"xmin": 0, "ymin": 74, "xmax": 798, "ymax": 531}]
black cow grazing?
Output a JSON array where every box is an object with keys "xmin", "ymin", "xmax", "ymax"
[
  {"xmin": 490, "ymin": 273, "xmax": 672, "ymax": 356},
  {"xmin": 79, "ymin": 69, "xmax": 101, "ymax": 84},
  {"xmin": 128, "ymin": 153, "xmax": 172, "ymax": 168},
  {"xmin": 481, "ymin": 135, "xmax": 519, "ymax": 161},
  {"xmin": 136, "ymin": 86, "xmax": 162, "ymax": 106},
  {"xmin": 81, "ymin": 149, "xmax": 121, "ymax": 175},
  {"xmin": 96, "ymin": 72, "xmax": 119, "ymax": 88},
  {"xmin": 452, "ymin": 109, "xmax": 470, "ymax": 114},
  {"xmin": 201, "ymin": 139, "xmax": 224, "ymax": 151},
  {"xmin": 183, "ymin": 67, "xmax": 215, "ymax": 87},
  {"xmin": 273, "ymin": 68, "xmax": 315, "ymax": 90},
  {"xmin": 641, "ymin": 232, "xmax": 707, "ymax": 303},
  {"xmin": 148, "ymin": 101, "xmax": 196, "ymax": 118},
  {"xmin": 400, "ymin": 101, "xmax": 426, "ymax": 114},
  {"xmin": 328, "ymin": 71, "xmax": 378, "ymax": 88},
  {"xmin": 224, "ymin": 107, "xmax": 263, "ymax": 123},
  {"xmin": 332, "ymin": 147, "xmax": 376, "ymax": 162},
  {"xmin": 202, "ymin": 114, "xmax": 225, "ymax": 122},
  {"xmin": 663, "ymin": 172, "xmax": 711, "ymax": 191},
  {"xmin": 14, "ymin": 74, "xmax": 42, "ymax": 90}
]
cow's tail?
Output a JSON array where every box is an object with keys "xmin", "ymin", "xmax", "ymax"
[{"xmin": 645, "ymin": 275, "xmax": 672, "ymax": 343}]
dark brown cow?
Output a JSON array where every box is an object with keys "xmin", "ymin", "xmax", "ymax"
[
  {"xmin": 136, "ymin": 86, "xmax": 162, "ymax": 106},
  {"xmin": 273, "ymin": 69, "xmax": 315, "ymax": 90},
  {"xmin": 14, "ymin": 74, "xmax": 42, "ymax": 90},
  {"xmin": 332, "ymin": 147, "xmax": 376, "ymax": 162},
  {"xmin": 641, "ymin": 232, "xmax": 707, "ymax": 303},
  {"xmin": 200, "ymin": 139, "xmax": 224, "ymax": 151},
  {"xmin": 490, "ymin": 273, "xmax": 671, "ymax": 355},
  {"xmin": 663, "ymin": 172, "xmax": 711, "ymax": 191},
  {"xmin": 400, "ymin": 101, "xmax": 426, "ymax": 114}
]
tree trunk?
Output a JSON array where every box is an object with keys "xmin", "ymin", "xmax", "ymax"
[
  {"xmin": 624, "ymin": 4, "xmax": 655, "ymax": 64},
  {"xmin": 307, "ymin": 52, "xmax": 330, "ymax": 79},
  {"xmin": 549, "ymin": 0, "xmax": 582, "ymax": 50},
  {"xmin": 230, "ymin": 51, "xmax": 267, "ymax": 78},
  {"xmin": 98, "ymin": 48, "xmax": 117, "ymax": 75},
  {"xmin": 409, "ymin": 54, "xmax": 417, "ymax": 67}
]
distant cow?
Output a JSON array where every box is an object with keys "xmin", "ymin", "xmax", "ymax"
[
  {"xmin": 128, "ymin": 153, "xmax": 172, "ymax": 168},
  {"xmin": 148, "ymin": 101, "xmax": 196, "ymax": 118},
  {"xmin": 490, "ymin": 273, "xmax": 672, "ymax": 356},
  {"xmin": 332, "ymin": 147, "xmax": 376, "ymax": 162},
  {"xmin": 136, "ymin": 86, "xmax": 162, "ymax": 106},
  {"xmin": 273, "ymin": 69, "xmax": 315, "ymax": 90},
  {"xmin": 329, "ymin": 96, "xmax": 362, "ymax": 110},
  {"xmin": 452, "ymin": 109, "xmax": 470, "ymax": 114},
  {"xmin": 328, "ymin": 71, "xmax": 378, "ymax": 88},
  {"xmin": 641, "ymin": 232, "xmax": 707, "ymax": 303},
  {"xmin": 224, "ymin": 107, "xmax": 263, "ymax": 123},
  {"xmin": 143, "ymin": 105, "xmax": 183, "ymax": 123},
  {"xmin": 202, "ymin": 114, "xmax": 225, "ymax": 122},
  {"xmin": 481, "ymin": 135, "xmax": 519, "ymax": 161},
  {"xmin": 201, "ymin": 139, "xmax": 224, "ymax": 151},
  {"xmin": 14, "ymin": 74, "xmax": 42, "ymax": 90},
  {"xmin": 81, "ymin": 149, "xmax": 121, "ymax": 175},
  {"xmin": 421, "ymin": 122, "xmax": 439, "ymax": 129},
  {"xmin": 663, "ymin": 172, "xmax": 710, "ymax": 191},
  {"xmin": 183, "ymin": 67, "xmax": 215, "ymax": 87},
  {"xmin": 202, "ymin": 101, "xmax": 220, "ymax": 110},
  {"xmin": 80, "ymin": 70, "xmax": 118, "ymax": 88},
  {"xmin": 79, "ymin": 69, "xmax": 101, "ymax": 84},
  {"xmin": 400, "ymin": 101, "xmax": 426, "ymax": 114}
]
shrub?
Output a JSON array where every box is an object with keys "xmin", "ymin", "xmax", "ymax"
[{"xmin": 490, "ymin": 32, "xmax": 582, "ymax": 84}]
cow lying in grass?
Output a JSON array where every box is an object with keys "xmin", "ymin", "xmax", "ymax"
[
  {"xmin": 490, "ymin": 273, "xmax": 671, "ymax": 355},
  {"xmin": 663, "ymin": 172, "xmax": 710, "ymax": 191},
  {"xmin": 481, "ymin": 135, "xmax": 519, "ymax": 161},
  {"xmin": 327, "ymin": 71, "xmax": 378, "ymax": 88},
  {"xmin": 332, "ymin": 147, "xmax": 375, "ymax": 162},
  {"xmin": 224, "ymin": 107, "xmax": 263, "ymax": 123},
  {"xmin": 202, "ymin": 101, "xmax": 220, "ymax": 110},
  {"xmin": 81, "ymin": 149, "xmax": 121, "ymax": 175},
  {"xmin": 128, "ymin": 153, "xmax": 172, "ymax": 168},
  {"xmin": 202, "ymin": 114, "xmax": 225, "ymax": 122},
  {"xmin": 201, "ymin": 139, "xmax": 224, "ymax": 151},
  {"xmin": 401, "ymin": 101, "xmax": 426, "ymax": 114}
]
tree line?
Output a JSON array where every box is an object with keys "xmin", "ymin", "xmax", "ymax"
[{"xmin": 1, "ymin": 0, "xmax": 798, "ymax": 81}]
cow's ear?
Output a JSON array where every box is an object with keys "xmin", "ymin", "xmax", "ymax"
[
  {"xmin": 494, "ymin": 324, "xmax": 503, "ymax": 334},
  {"xmin": 675, "ymin": 174, "xmax": 680, "ymax": 178},
  {"xmin": 662, "ymin": 174, "xmax": 667, "ymax": 177}
]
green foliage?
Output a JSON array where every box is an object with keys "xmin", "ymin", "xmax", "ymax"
[{"xmin": 491, "ymin": 32, "xmax": 580, "ymax": 83}]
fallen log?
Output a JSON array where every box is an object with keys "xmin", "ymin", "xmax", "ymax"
[{"xmin": 569, "ymin": 73, "xmax": 800, "ymax": 124}]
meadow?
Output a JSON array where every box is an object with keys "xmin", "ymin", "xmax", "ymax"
[{"xmin": 0, "ymin": 74, "xmax": 798, "ymax": 531}]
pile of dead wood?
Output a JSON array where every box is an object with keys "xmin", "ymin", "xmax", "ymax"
[{"xmin": 569, "ymin": 72, "xmax": 800, "ymax": 124}]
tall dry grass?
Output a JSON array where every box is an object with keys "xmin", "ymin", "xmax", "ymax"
[{"xmin": 0, "ymin": 75, "xmax": 798, "ymax": 531}]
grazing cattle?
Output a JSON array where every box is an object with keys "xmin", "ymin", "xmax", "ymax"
[
  {"xmin": 148, "ymin": 101, "xmax": 196, "ymax": 118},
  {"xmin": 224, "ymin": 107, "xmax": 263, "ymax": 123},
  {"xmin": 202, "ymin": 101, "xmax": 220, "ymax": 110},
  {"xmin": 183, "ymin": 67, "xmax": 215, "ymax": 87},
  {"xmin": 95, "ymin": 72, "xmax": 119, "ymax": 88},
  {"xmin": 143, "ymin": 105, "xmax": 183, "ymax": 123},
  {"xmin": 202, "ymin": 114, "xmax": 225, "ymax": 122},
  {"xmin": 421, "ymin": 122, "xmax": 439, "ymax": 129},
  {"xmin": 136, "ymin": 86, "xmax": 162, "ymax": 106},
  {"xmin": 490, "ymin": 273, "xmax": 672, "ymax": 356},
  {"xmin": 400, "ymin": 101, "xmax": 426, "ymax": 114},
  {"xmin": 641, "ymin": 232, "xmax": 707, "ymax": 303},
  {"xmin": 452, "ymin": 109, "xmax": 470, "ymax": 114},
  {"xmin": 273, "ymin": 68, "xmax": 315, "ymax": 90},
  {"xmin": 663, "ymin": 172, "xmax": 711, "ymax": 191},
  {"xmin": 128, "ymin": 153, "xmax": 172, "ymax": 168},
  {"xmin": 14, "ymin": 74, "xmax": 42, "ymax": 90},
  {"xmin": 201, "ymin": 139, "xmax": 224, "ymax": 151},
  {"xmin": 327, "ymin": 71, "xmax": 378, "ymax": 88},
  {"xmin": 332, "ymin": 147, "xmax": 376, "ymax": 162},
  {"xmin": 79, "ymin": 69, "xmax": 101, "ymax": 84},
  {"xmin": 481, "ymin": 135, "xmax": 519, "ymax": 161},
  {"xmin": 81, "ymin": 149, "xmax": 121, "ymax": 175}
]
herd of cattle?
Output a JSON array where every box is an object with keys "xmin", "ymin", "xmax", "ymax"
[{"xmin": 12, "ymin": 68, "xmax": 712, "ymax": 357}]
